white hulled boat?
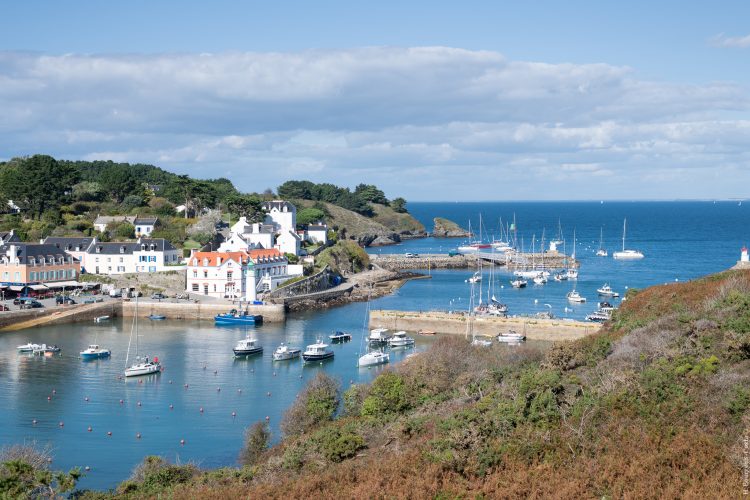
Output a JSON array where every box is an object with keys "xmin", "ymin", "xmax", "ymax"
[
  {"xmin": 80, "ymin": 344, "xmax": 111, "ymax": 360},
  {"xmin": 368, "ymin": 327, "xmax": 390, "ymax": 344},
  {"xmin": 17, "ymin": 342, "xmax": 42, "ymax": 353},
  {"xmin": 358, "ymin": 297, "xmax": 390, "ymax": 367},
  {"xmin": 466, "ymin": 271, "xmax": 482, "ymax": 283},
  {"xmin": 388, "ymin": 331, "xmax": 415, "ymax": 347},
  {"xmin": 510, "ymin": 278, "xmax": 527, "ymax": 288},
  {"xmin": 273, "ymin": 343, "xmax": 301, "ymax": 361},
  {"xmin": 302, "ymin": 339, "xmax": 334, "ymax": 362},
  {"xmin": 596, "ymin": 227, "xmax": 608, "ymax": 257},
  {"xmin": 358, "ymin": 349, "xmax": 390, "ymax": 367},
  {"xmin": 124, "ymin": 297, "xmax": 161, "ymax": 378},
  {"xmin": 596, "ymin": 283, "xmax": 620, "ymax": 297},
  {"xmin": 497, "ymin": 330, "xmax": 526, "ymax": 343},
  {"xmin": 566, "ymin": 290, "xmax": 587, "ymax": 303},
  {"xmin": 612, "ymin": 219, "xmax": 644, "ymax": 260},
  {"xmin": 233, "ymin": 336, "xmax": 263, "ymax": 356}
]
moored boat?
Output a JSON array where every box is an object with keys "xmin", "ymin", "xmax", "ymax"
[
  {"xmin": 358, "ymin": 349, "xmax": 390, "ymax": 367},
  {"xmin": 510, "ymin": 278, "xmax": 527, "ymax": 288},
  {"xmin": 148, "ymin": 314, "xmax": 166, "ymax": 320},
  {"xmin": 124, "ymin": 356, "xmax": 161, "ymax": 377},
  {"xmin": 233, "ymin": 336, "xmax": 263, "ymax": 356},
  {"xmin": 94, "ymin": 315, "xmax": 110, "ymax": 323},
  {"xmin": 328, "ymin": 331, "xmax": 352, "ymax": 343},
  {"xmin": 497, "ymin": 331, "xmax": 526, "ymax": 343},
  {"xmin": 214, "ymin": 310, "xmax": 263, "ymax": 326},
  {"xmin": 388, "ymin": 331, "xmax": 415, "ymax": 348},
  {"xmin": 17, "ymin": 342, "xmax": 42, "ymax": 353},
  {"xmin": 596, "ymin": 283, "xmax": 620, "ymax": 297},
  {"xmin": 566, "ymin": 290, "xmax": 587, "ymax": 303},
  {"xmin": 302, "ymin": 339, "xmax": 334, "ymax": 362},
  {"xmin": 33, "ymin": 344, "xmax": 61, "ymax": 356},
  {"xmin": 612, "ymin": 219, "xmax": 645, "ymax": 260},
  {"xmin": 273, "ymin": 343, "xmax": 301, "ymax": 361},
  {"xmin": 471, "ymin": 336, "xmax": 493, "ymax": 347},
  {"xmin": 80, "ymin": 344, "xmax": 111, "ymax": 360},
  {"xmin": 586, "ymin": 310, "xmax": 611, "ymax": 323},
  {"xmin": 368, "ymin": 327, "xmax": 390, "ymax": 344}
]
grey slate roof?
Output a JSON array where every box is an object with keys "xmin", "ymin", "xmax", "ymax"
[
  {"xmin": 1, "ymin": 243, "xmax": 79, "ymax": 265},
  {"xmin": 262, "ymin": 200, "xmax": 296, "ymax": 212},
  {"xmin": 43, "ymin": 237, "xmax": 95, "ymax": 251},
  {"xmin": 86, "ymin": 238, "xmax": 176, "ymax": 255},
  {"xmin": 0, "ymin": 231, "xmax": 21, "ymax": 244},
  {"xmin": 134, "ymin": 217, "xmax": 158, "ymax": 225}
]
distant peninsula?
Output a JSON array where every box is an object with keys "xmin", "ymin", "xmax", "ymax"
[{"xmin": 431, "ymin": 217, "xmax": 471, "ymax": 238}]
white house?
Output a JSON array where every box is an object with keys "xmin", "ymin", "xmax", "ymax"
[
  {"xmin": 186, "ymin": 251, "xmax": 248, "ymax": 299},
  {"xmin": 45, "ymin": 236, "xmax": 180, "ymax": 275},
  {"xmin": 219, "ymin": 200, "xmax": 302, "ymax": 256},
  {"xmin": 93, "ymin": 215, "xmax": 158, "ymax": 236},
  {"xmin": 306, "ymin": 223, "xmax": 328, "ymax": 245},
  {"xmin": 133, "ymin": 217, "xmax": 158, "ymax": 237}
]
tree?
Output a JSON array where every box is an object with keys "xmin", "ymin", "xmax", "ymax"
[
  {"xmin": 239, "ymin": 421, "xmax": 271, "ymax": 466},
  {"xmin": 390, "ymin": 197, "xmax": 408, "ymax": 213},
  {"xmin": 110, "ymin": 222, "xmax": 135, "ymax": 240},
  {"xmin": 99, "ymin": 164, "xmax": 139, "ymax": 203},
  {"xmin": 296, "ymin": 207, "xmax": 327, "ymax": 227},
  {"xmin": 354, "ymin": 184, "xmax": 389, "ymax": 205},
  {"xmin": 0, "ymin": 155, "xmax": 79, "ymax": 219},
  {"xmin": 226, "ymin": 194, "xmax": 264, "ymax": 223},
  {"xmin": 281, "ymin": 372, "xmax": 340, "ymax": 436}
]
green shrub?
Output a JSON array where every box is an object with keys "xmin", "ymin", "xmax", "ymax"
[
  {"xmin": 361, "ymin": 371, "xmax": 412, "ymax": 417},
  {"xmin": 726, "ymin": 387, "xmax": 750, "ymax": 419},
  {"xmin": 313, "ymin": 425, "xmax": 365, "ymax": 463},
  {"xmin": 281, "ymin": 373, "xmax": 340, "ymax": 436},
  {"xmin": 239, "ymin": 421, "xmax": 270, "ymax": 466},
  {"xmin": 281, "ymin": 444, "xmax": 306, "ymax": 471}
]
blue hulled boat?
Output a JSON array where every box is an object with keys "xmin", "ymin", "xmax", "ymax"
[{"xmin": 214, "ymin": 309, "xmax": 263, "ymax": 326}]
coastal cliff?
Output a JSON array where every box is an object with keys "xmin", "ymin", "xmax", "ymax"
[
  {"xmin": 431, "ymin": 217, "xmax": 471, "ymax": 237},
  {"xmin": 99, "ymin": 269, "xmax": 749, "ymax": 498}
]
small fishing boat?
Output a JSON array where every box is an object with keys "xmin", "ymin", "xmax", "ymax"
[
  {"xmin": 148, "ymin": 314, "xmax": 166, "ymax": 320},
  {"xmin": 533, "ymin": 274, "xmax": 547, "ymax": 285},
  {"xmin": 80, "ymin": 344, "xmax": 111, "ymax": 360},
  {"xmin": 598, "ymin": 301, "xmax": 616, "ymax": 312},
  {"xmin": 17, "ymin": 342, "xmax": 42, "ymax": 353},
  {"xmin": 358, "ymin": 349, "xmax": 390, "ymax": 367},
  {"xmin": 417, "ymin": 329, "xmax": 437, "ymax": 336},
  {"xmin": 497, "ymin": 331, "xmax": 526, "ymax": 343},
  {"xmin": 214, "ymin": 310, "xmax": 263, "ymax": 326},
  {"xmin": 302, "ymin": 339, "xmax": 334, "ymax": 362},
  {"xmin": 368, "ymin": 327, "xmax": 390, "ymax": 344},
  {"xmin": 565, "ymin": 268, "xmax": 579, "ymax": 280},
  {"xmin": 94, "ymin": 315, "xmax": 110, "ymax": 323},
  {"xmin": 510, "ymin": 278, "xmax": 527, "ymax": 288},
  {"xmin": 233, "ymin": 336, "xmax": 263, "ymax": 356},
  {"xmin": 273, "ymin": 343, "xmax": 301, "ymax": 361},
  {"xmin": 328, "ymin": 331, "xmax": 352, "ymax": 343},
  {"xmin": 388, "ymin": 331, "xmax": 415, "ymax": 348},
  {"xmin": 33, "ymin": 344, "xmax": 61, "ymax": 356},
  {"xmin": 585, "ymin": 310, "xmax": 611, "ymax": 323},
  {"xmin": 596, "ymin": 283, "xmax": 620, "ymax": 297},
  {"xmin": 566, "ymin": 290, "xmax": 587, "ymax": 303}
]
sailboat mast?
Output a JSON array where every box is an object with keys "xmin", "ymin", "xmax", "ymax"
[{"xmin": 622, "ymin": 219, "xmax": 627, "ymax": 252}]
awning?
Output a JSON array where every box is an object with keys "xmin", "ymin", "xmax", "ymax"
[
  {"xmin": 29, "ymin": 284, "xmax": 49, "ymax": 291},
  {"xmin": 9, "ymin": 286, "xmax": 24, "ymax": 292},
  {"xmin": 44, "ymin": 281, "xmax": 80, "ymax": 288}
]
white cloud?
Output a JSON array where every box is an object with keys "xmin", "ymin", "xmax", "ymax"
[
  {"xmin": 710, "ymin": 33, "xmax": 750, "ymax": 48},
  {"xmin": 0, "ymin": 47, "xmax": 749, "ymax": 200}
]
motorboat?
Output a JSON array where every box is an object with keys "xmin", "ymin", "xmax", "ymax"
[
  {"xmin": 514, "ymin": 270, "xmax": 550, "ymax": 279},
  {"xmin": 388, "ymin": 331, "xmax": 415, "ymax": 348},
  {"xmin": 80, "ymin": 344, "xmax": 111, "ymax": 360},
  {"xmin": 474, "ymin": 302, "xmax": 508, "ymax": 317},
  {"xmin": 214, "ymin": 310, "xmax": 263, "ymax": 325},
  {"xmin": 553, "ymin": 272, "xmax": 567, "ymax": 282},
  {"xmin": 596, "ymin": 284, "xmax": 620, "ymax": 297},
  {"xmin": 302, "ymin": 339, "xmax": 334, "ymax": 362},
  {"xmin": 466, "ymin": 272, "xmax": 482, "ymax": 283},
  {"xmin": 497, "ymin": 331, "xmax": 526, "ymax": 343},
  {"xmin": 566, "ymin": 268, "xmax": 579, "ymax": 280},
  {"xmin": 596, "ymin": 249, "xmax": 608, "ymax": 257},
  {"xmin": 233, "ymin": 336, "xmax": 263, "ymax": 356},
  {"xmin": 533, "ymin": 274, "xmax": 547, "ymax": 285},
  {"xmin": 148, "ymin": 314, "xmax": 166, "ymax": 320},
  {"xmin": 33, "ymin": 344, "xmax": 61, "ymax": 356},
  {"xmin": 17, "ymin": 342, "xmax": 42, "ymax": 353},
  {"xmin": 273, "ymin": 343, "xmax": 301, "ymax": 361},
  {"xmin": 368, "ymin": 327, "xmax": 390, "ymax": 344},
  {"xmin": 124, "ymin": 356, "xmax": 161, "ymax": 377},
  {"xmin": 124, "ymin": 296, "xmax": 161, "ymax": 378},
  {"xmin": 510, "ymin": 278, "xmax": 527, "ymax": 288},
  {"xmin": 586, "ymin": 310, "xmax": 611, "ymax": 323},
  {"xmin": 566, "ymin": 290, "xmax": 587, "ymax": 303},
  {"xmin": 328, "ymin": 331, "xmax": 352, "ymax": 343},
  {"xmin": 94, "ymin": 315, "xmax": 110, "ymax": 323},
  {"xmin": 418, "ymin": 329, "xmax": 436, "ymax": 336},
  {"xmin": 612, "ymin": 219, "xmax": 645, "ymax": 260},
  {"xmin": 358, "ymin": 349, "xmax": 390, "ymax": 367},
  {"xmin": 598, "ymin": 301, "xmax": 616, "ymax": 313}
]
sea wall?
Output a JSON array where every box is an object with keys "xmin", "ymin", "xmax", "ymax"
[
  {"xmin": 0, "ymin": 302, "xmax": 117, "ymax": 332},
  {"xmin": 120, "ymin": 301, "xmax": 286, "ymax": 322},
  {"xmin": 369, "ymin": 310, "xmax": 600, "ymax": 341},
  {"xmin": 370, "ymin": 254, "xmax": 475, "ymax": 270}
]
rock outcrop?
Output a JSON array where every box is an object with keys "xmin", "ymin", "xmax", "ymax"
[{"xmin": 431, "ymin": 217, "xmax": 471, "ymax": 238}]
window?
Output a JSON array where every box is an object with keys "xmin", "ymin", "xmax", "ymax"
[
  {"xmin": 213, "ymin": 284, "xmax": 217, "ymax": 292},
  {"xmin": 14, "ymin": 272, "xmax": 20, "ymax": 281},
  {"xmin": 137, "ymin": 227, "xmax": 141, "ymax": 233},
  {"xmin": 71, "ymin": 269, "xmax": 76, "ymax": 278},
  {"xmin": 192, "ymin": 283, "xmax": 199, "ymax": 291},
  {"xmin": 95, "ymin": 257, "xmax": 99, "ymax": 263},
  {"xmin": 119, "ymin": 257, "xmax": 123, "ymax": 263},
  {"xmin": 193, "ymin": 270, "xmax": 197, "ymax": 278},
  {"xmin": 107, "ymin": 257, "xmax": 111, "ymax": 263},
  {"xmin": 30, "ymin": 272, "xmax": 36, "ymax": 280},
  {"xmin": 2, "ymin": 271, "xmax": 7, "ymax": 280},
  {"xmin": 149, "ymin": 266, "xmax": 156, "ymax": 273},
  {"xmin": 120, "ymin": 246, "xmax": 125, "ymax": 254},
  {"xmin": 227, "ymin": 272, "xmax": 233, "ymax": 280},
  {"xmin": 203, "ymin": 270, "xmax": 208, "ymax": 278},
  {"xmin": 203, "ymin": 284, "xmax": 208, "ymax": 295}
]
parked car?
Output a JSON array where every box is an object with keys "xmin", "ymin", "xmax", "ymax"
[
  {"xmin": 405, "ymin": 252, "xmax": 419, "ymax": 258},
  {"xmin": 151, "ymin": 293, "xmax": 167, "ymax": 300},
  {"xmin": 55, "ymin": 296, "xmax": 76, "ymax": 305},
  {"xmin": 20, "ymin": 300, "xmax": 43, "ymax": 309},
  {"xmin": 108, "ymin": 289, "xmax": 122, "ymax": 298},
  {"xmin": 13, "ymin": 296, "xmax": 32, "ymax": 305},
  {"xmin": 448, "ymin": 250, "xmax": 463, "ymax": 257}
]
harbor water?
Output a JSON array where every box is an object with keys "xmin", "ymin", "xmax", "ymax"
[{"xmin": 1, "ymin": 201, "xmax": 749, "ymax": 490}]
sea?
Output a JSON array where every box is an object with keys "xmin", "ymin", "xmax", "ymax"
[{"xmin": 0, "ymin": 201, "xmax": 748, "ymax": 490}]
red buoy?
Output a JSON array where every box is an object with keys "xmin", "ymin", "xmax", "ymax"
[
  {"xmin": 47, "ymin": 396, "xmax": 51, "ymax": 401},
  {"xmin": 107, "ymin": 431, "xmax": 112, "ymax": 436},
  {"xmin": 87, "ymin": 426, "xmax": 92, "ymax": 432},
  {"xmin": 180, "ymin": 439, "xmax": 185, "ymax": 445}
]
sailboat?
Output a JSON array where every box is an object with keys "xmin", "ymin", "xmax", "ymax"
[
  {"xmin": 612, "ymin": 219, "xmax": 644, "ymax": 260},
  {"xmin": 457, "ymin": 214, "xmax": 491, "ymax": 252},
  {"xmin": 467, "ymin": 280, "xmax": 492, "ymax": 347},
  {"xmin": 566, "ymin": 229, "xmax": 579, "ymax": 279},
  {"xmin": 124, "ymin": 296, "xmax": 161, "ymax": 377},
  {"xmin": 596, "ymin": 227, "xmax": 608, "ymax": 257},
  {"xmin": 358, "ymin": 294, "xmax": 390, "ymax": 367}
]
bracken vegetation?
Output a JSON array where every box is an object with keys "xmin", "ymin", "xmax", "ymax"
[{"xmin": 20, "ymin": 269, "xmax": 750, "ymax": 498}]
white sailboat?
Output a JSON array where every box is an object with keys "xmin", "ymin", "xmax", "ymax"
[
  {"xmin": 566, "ymin": 229, "xmax": 579, "ymax": 279},
  {"xmin": 358, "ymin": 295, "xmax": 390, "ymax": 367},
  {"xmin": 124, "ymin": 296, "xmax": 161, "ymax": 377},
  {"xmin": 612, "ymin": 219, "xmax": 644, "ymax": 260}
]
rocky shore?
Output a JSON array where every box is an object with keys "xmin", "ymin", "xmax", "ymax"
[{"xmin": 431, "ymin": 217, "xmax": 471, "ymax": 238}]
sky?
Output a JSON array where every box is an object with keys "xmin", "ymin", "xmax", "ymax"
[{"xmin": 1, "ymin": 0, "xmax": 750, "ymax": 201}]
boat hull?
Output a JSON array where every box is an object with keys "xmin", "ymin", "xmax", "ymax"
[
  {"xmin": 357, "ymin": 352, "xmax": 389, "ymax": 367},
  {"xmin": 124, "ymin": 363, "xmax": 161, "ymax": 377},
  {"xmin": 80, "ymin": 350, "xmax": 111, "ymax": 360},
  {"xmin": 214, "ymin": 314, "xmax": 263, "ymax": 326},
  {"xmin": 273, "ymin": 349, "xmax": 301, "ymax": 361},
  {"xmin": 328, "ymin": 334, "xmax": 352, "ymax": 343},
  {"xmin": 302, "ymin": 352, "xmax": 334, "ymax": 362},
  {"xmin": 233, "ymin": 347, "xmax": 263, "ymax": 356}
]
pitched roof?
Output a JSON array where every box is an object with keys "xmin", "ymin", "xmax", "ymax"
[
  {"xmin": 93, "ymin": 215, "xmax": 136, "ymax": 225},
  {"xmin": 1, "ymin": 243, "xmax": 79, "ymax": 265},
  {"xmin": 85, "ymin": 238, "xmax": 176, "ymax": 255},
  {"xmin": 248, "ymin": 248, "xmax": 286, "ymax": 263},
  {"xmin": 134, "ymin": 216, "xmax": 158, "ymax": 225},
  {"xmin": 44, "ymin": 237, "xmax": 95, "ymax": 251},
  {"xmin": 0, "ymin": 231, "xmax": 21, "ymax": 244},
  {"xmin": 307, "ymin": 224, "xmax": 327, "ymax": 230},
  {"xmin": 262, "ymin": 200, "xmax": 296, "ymax": 212},
  {"xmin": 190, "ymin": 251, "xmax": 248, "ymax": 267}
]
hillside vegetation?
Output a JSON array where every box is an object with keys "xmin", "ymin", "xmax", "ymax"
[{"xmin": 43, "ymin": 269, "xmax": 749, "ymax": 498}]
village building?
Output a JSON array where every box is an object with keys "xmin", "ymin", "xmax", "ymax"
[
  {"xmin": 0, "ymin": 243, "xmax": 81, "ymax": 295},
  {"xmin": 305, "ymin": 223, "xmax": 329, "ymax": 245},
  {"xmin": 218, "ymin": 200, "xmax": 302, "ymax": 256},
  {"xmin": 93, "ymin": 215, "xmax": 159, "ymax": 236},
  {"xmin": 0, "ymin": 230, "xmax": 22, "ymax": 246}
]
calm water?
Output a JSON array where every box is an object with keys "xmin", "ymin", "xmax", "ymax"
[{"xmin": 1, "ymin": 201, "xmax": 749, "ymax": 490}]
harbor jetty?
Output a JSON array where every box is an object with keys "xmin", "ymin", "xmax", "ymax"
[
  {"xmin": 369, "ymin": 309, "xmax": 599, "ymax": 341},
  {"xmin": 370, "ymin": 251, "xmax": 577, "ymax": 271}
]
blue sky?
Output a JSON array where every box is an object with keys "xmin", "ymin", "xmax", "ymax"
[{"xmin": 1, "ymin": 1, "xmax": 750, "ymax": 200}]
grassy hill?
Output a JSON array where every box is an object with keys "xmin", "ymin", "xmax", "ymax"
[{"xmin": 13, "ymin": 269, "xmax": 750, "ymax": 498}]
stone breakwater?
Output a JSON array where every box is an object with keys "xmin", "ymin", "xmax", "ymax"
[
  {"xmin": 369, "ymin": 309, "xmax": 600, "ymax": 341},
  {"xmin": 370, "ymin": 252, "xmax": 576, "ymax": 271}
]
